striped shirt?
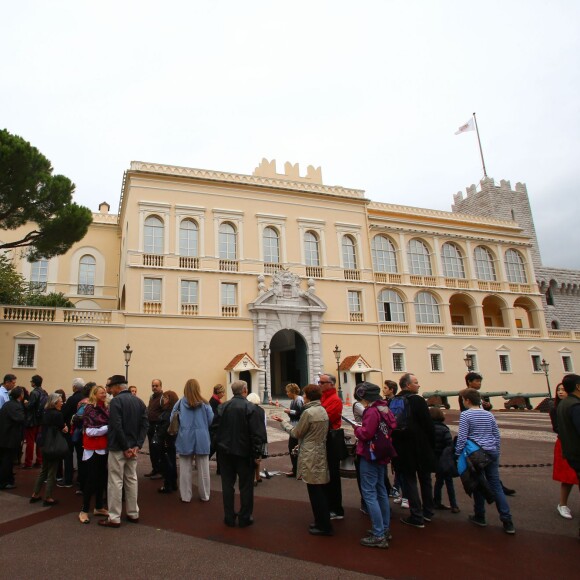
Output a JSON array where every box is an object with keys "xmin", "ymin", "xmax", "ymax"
[{"xmin": 455, "ymin": 408, "xmax": 500, "ymax": 455}]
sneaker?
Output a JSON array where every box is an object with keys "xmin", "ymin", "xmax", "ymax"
[
  {"xmin": 434, "ymin": 503, "xmax": 451, "ymax": 510},
  {"xmin": 56, "ymin": 482, "xmax": 73, "ymax": 488},
  {"xmin": 401, "ymin": 498, "xmax": 409, "ymax": 509},
  {"xmin": 389, "ymin": 487, "xmax": 400, "ymax": 499},
  {"xmin": 557, "ymin": 504, "xmax": 573, "ymax": 520},
  {"xmin": 451, "ymin": 506, "xmax": 461, "ymax": 514},
  {"xmin": 367, "ymin": 529, "xmax": 393, "ymax": 541},
  {"xmin": 393, "ymin": 497, "xmax": 402, "ymax": 504},
  {"xmin": 503, "ymin": 520, "xmax": 516, "ymax": 535},
  {"xmin": 360, "ymin": 534, "xmax": 389, "ymax": 549},
  {"xmin": 468, "ymin": 514, "xmax": 487, "ymax": 527},
  {"xmin": 330, "ymin": 512, "xmax": 344, "ymax": 520},
  {"xmin": 400, "ymin": 517, "xmax": 425, "ymax": 529},
  {"xmin": 502, "ymin": 485, "xmax": 516, "ymax": 496},
  {"xmin": 423, "ymin": 514, "xmax": 432, "ymax": 523}
]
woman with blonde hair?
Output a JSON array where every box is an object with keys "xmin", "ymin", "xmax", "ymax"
[
  {"xmin": 170, "ymin": 379, "xmax": 214, "ymax": 502},
  {"xmin": 78, "ymin": 385, "xmax": 109, "ymax": 524}
]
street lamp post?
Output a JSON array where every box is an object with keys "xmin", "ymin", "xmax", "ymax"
[
  {"xmin": 261, "ymin": 342, "xmax": 270, "ymax": 405},
  {"xmin": 123, "ymin": 344, "xmax": 133, "ymax": 382},
  {"xmin": 463, "ymin": 354, "xmax": 473, "ymax": 372},
  {"xmin": 333, "ymin": 345, "xmax": 343, "ymax": 402},
  {"xmin": 540, "ymin": 358, "xmax": 553, "ymax": 400}
]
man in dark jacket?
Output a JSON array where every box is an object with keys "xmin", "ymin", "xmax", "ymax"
[
  {"xmin": 0, "ymin": 387, "xmax": 25, "ymax": 489},
  {"xmin": 59, "ymin": 377, "xmax": 86, "ymax": 488},
  {"xmin": 213, "ymin": 380, "xmax": 267, "ymax": 528},
  {"xmin": 99, "ymin": 375, "xmax": 148, "ymax": 528},
  {"xmin": 23, "ymin": 375, "xmax": 46, "ymax": 468},
  {"xmin": 145, "ymin": 378, "xmax": 164, "ymax": 479},
  {"xmin": 391, "ymin": 373, "xmax": 436, "ymax": 529}
]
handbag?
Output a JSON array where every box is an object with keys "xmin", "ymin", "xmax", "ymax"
[
  {"xmin": 41, "ymin": 427, "xmax": 69, "ymax": 459},
  {"xmin": 167, "ymin": 401, "xmax": 181, "ymax": 437},
  {"xmin": 327, "ymin": 428, "xmax": 348, "ymax": 460}
]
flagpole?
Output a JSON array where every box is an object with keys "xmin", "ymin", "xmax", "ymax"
[{"xmin": 472, "ymin": 112, "xmax": 487, "ymax": 178}]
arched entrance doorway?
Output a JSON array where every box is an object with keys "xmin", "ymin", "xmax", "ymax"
[{"xmin": 269, "ymin": 330, "xmax": 308, "ymax": 399}]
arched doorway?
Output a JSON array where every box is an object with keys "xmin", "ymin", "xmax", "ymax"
[{"xmin": 269, "ymin": 330, "xmax": 308, "ymax": 399}]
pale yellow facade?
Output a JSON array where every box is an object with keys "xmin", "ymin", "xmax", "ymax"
[{"xmin": 1, "ymin": 160, "xmax": 578, "ymax": 407}]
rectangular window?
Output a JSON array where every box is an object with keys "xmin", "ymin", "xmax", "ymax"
[
  {"xmin": 499, "ymin": 354, "xmax": 511, "ymax": 372},
  {"xmin": 515, "ymin": 319, "xmax": 523, "ymax": 329},
  {"xmin": 430, "ymin": 353, "xmax": 442, "ymax": 372},
  {"xmin": 77, "ymin": 346, "xmax": 95, "ymax": 369},
  {"xmin": 221, "ymin": 283, "xmax": 238, "ymax": 317},
  {"xmin": 348, "ymin": 290, "xmax": 363, "ymax": 321},
  {"xmin": 144, "ymin": 278, "xmax": 162, "ymax": 302},
  {"xmin": 17, "ymin": 344, "xmax": 35, "ymax": 368},
  {"xmin": 392, "ymin": 352, "xmax": 405, "ymax": 373},
  {"xmin": 562, "ymin": 356, "xmax": 573, "ymax": 372},
  {"xmin": 531, "ymin": 355, "xmax": 542, "ymax": 372},
  {"xmin": 181, "ymin": 280, "xmax": 198, "ymax": 304}
]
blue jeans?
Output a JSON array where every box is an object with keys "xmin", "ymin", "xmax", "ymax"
[
  {"xmin": 360, "ymin": 458, "xmax": 390, "ymax": 537},
  {"xmin": 473, "ymin": 452, "xmax": 512, "ymax": 522}
]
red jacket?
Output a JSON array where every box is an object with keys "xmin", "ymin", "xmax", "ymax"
[{"xmin": 321, "ymin": 388, "xmax": 342, "ymax": 430}]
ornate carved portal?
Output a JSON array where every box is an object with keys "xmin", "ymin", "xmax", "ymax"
[{"xmin": 248, "ymin": 271, "xmax": 327, "ymax": 400}]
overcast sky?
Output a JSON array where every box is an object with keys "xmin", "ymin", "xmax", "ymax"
[{"xmin": 2, "ymin": 1, "xmax": 579, "ymax": 269}]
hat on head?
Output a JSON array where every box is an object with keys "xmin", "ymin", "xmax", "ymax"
[
  {"xmin": 355, "ymin": 382, "xmax": 381, "ymax": 402},
  {"xmin": 108, "ymin": 374, "xmax": 127, "ymax": 387}
]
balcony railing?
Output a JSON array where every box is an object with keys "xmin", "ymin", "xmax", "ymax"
[
  {"xmin": 445, "ymin": 278, "xmax": 470, "ymax": 289},
  {"xmin": 548, "ymin": 329, "xmax": 573, "ymax": 339},
  {"xmin": 508, "ymin": 283, "xmax": 532, "ymax": 293},
  {"xmin": 477, "ymin": 281, "xmax": 502, "ymax": 291},
  {"xmin": 409, "ymin": 275, "xmax": 436, "ymax": 287},
  {"xmin": 179, "ymin": 256, "xmax": 199, "ymax": 269},
  {"xmin": 379, "ymin": 322, "xmax": 409, "ymax": 333},
  {"xmin": 374, "ymin": 272, "xmax": 402, "ymax": 284},
  {"xmin": 349, "ymin": 312, "xmax": 363, "ymax": 322},
  {"xmin": 344, "ymin": 269, "xmax": 360, "ymax": 281},
  {"xmin": 77, "ymin": 284, "xmax": 95, "ymax": 295},
  {"xmin": 2, "ymin": 306, "xmax": 115, "ymax": 324},
  {"xmin": 219, "ymin": 260, "xmax": 238, "ymax": 272},
  {"xmin": 306, "ymin": 266, "xmax": 323, "ymax": 278},
  {"xmin": 181, "ymin": 303, "xmax": 199, "ymax": 316},
  {"xmin": 63, "ymin": 310, "xmax": 112, "ymax": 324},
  {"xmin": 143, "ymin": 254, "xmax": 164, "ymax": 267},
  {"xmin": 485, "ymin": 327, "xmax": 511, "ymax": 337},
  {"xmin": 221, "ymin": 305, "xmax": 238, "ymax": 317},
  {"xmin": 517, "ymin": 328, "xmax": 541, "ymax": 338},
  {"xmin": 264, "ymin": 262, "xmax": 283, "ymax": 274},
  {"xmin": 452, "ymin": 325, "xmax": 479, "ymax": 336},
  {"xmin": 3, "ymin": 306, "xmax": 55, "ymax": 321},
  {"xmin": 143, "ymin": 301, "xmax": 162, "ymax": 314},
  {"xmin": 417, "ymin": 324, "xmax": 445, "ymax": 335}
]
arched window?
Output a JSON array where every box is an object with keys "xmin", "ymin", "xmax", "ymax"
[
  {"xmin": 474, "ymin": 246, "xmax": 497, "ymax": 281},
  {"xmin": 144, "ymin": 216, "xmax": 164, "ymax": 254},
  {"xmin": 441, "ymin": 243, "xmax": 465, "ymax": 278},
  {"xmin": 407, "ymin": 239, "xmax": 432, "ymax": 275},
  {"xmin": 78, "ymin": 255, "xmax": 96, "ymax": 295},
  {"xmin": 263, "ymin": 226, "xmax": 280, "ymax": 263},
  {"xmin": 504, "ymin": 249, "xmax": 527, "ymax": 283},
  {"xmin": 414, "ymin": 291, "xmax": 441, "ymax": 324},
  {"xmin": 342, "ymin": 235, "xmax": 357, "ymax": 269},
  {"xmin": 378, "ymin": 289, "xmax": 406, "ymax": 322},
  {"xmin": 304, "ymin": 231, "xmax": 320, "ymax": 266},
  {"xmin": 372, "ymin": 235, "xmax": 397, "ymax": 273},
  {"xmin": 219, "ymin": 222, "xmax": 237, "ymax": 260},
  {"xmin": 179, "ymin": 219, "xmax": 198, "ymax": 257}
]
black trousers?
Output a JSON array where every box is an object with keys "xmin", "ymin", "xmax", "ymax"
[
  {"xmin": 63, "ymin": 433, "xmax": 74, "ymax": 485},
  {"xmin": 147, "ymin": 422, "xmax": 162, "ymax": 473},
  {"xmin": 0, "ymin": 447, "xmax": 16, "ymax": 487},
  {"xmin": 82, "ymin": 452, "xmax": 108, "ymax": 512},
  {"xmin": 307, "ymin": 483, "xmax": 331, "ymax": 531},
  {"xmin": 74, "ymin": 440, "xmax": 87, "ymax": 490},
  {"xmin": 323, "ymin": 448, "xmax": 343, "ymax": 516},
  {"xmin": 161, "ymin": 441, "xmax": 177, "ymax": 490},
  {"xmin": 288, "ymin": 436, "xmax": 298, "ymax": 475},
  {"xmin": 400, "ymin": 469, "xmax": 434, "ymax": 522},
  {"xmin": 218, "ymin": 452, "xmax": 254, "ymax": 524}
]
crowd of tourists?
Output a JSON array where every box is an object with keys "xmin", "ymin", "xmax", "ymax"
[{"xmin": 1, "ymin": 370, "xmax": 579, "ymax": 546}]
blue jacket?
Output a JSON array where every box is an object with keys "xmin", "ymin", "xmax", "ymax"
[{"xmin": 171, "ymin": 398, "xmax": 213, "ymax": 456}]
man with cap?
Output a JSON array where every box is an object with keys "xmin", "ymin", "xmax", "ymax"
[
  {"xmin": 59, "ymin": 377, "xmax": 86, "ymax": 488},
  {"xmin": 354, "ymin": 382, "xmax": 394, "ymax": 548},
  {"xmin": 99, "ymin": 375, "xmax": 148, "ymax": 528}
]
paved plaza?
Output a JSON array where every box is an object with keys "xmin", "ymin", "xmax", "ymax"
[{"xmin": 0, "ymin": 410, "xmax": 577, "ymax": 579}]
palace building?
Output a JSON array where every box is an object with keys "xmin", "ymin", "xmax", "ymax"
[{"xmin": 1, "ymin": 159, "xmax": 578, "ymax": 406}]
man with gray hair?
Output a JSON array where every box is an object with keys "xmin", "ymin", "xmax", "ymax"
[
  {"xmin": 212, "ymin": 380, "xmax": 267, "ymax": 528},
  {"xmin": 60, "ymin": 377, "xmax": 86, "ymax": 488},
  {"xmin": 99, "ymin": 374, "xmax": 148, "ymax": 528}
]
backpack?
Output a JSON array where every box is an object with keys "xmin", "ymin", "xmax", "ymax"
[
  {"xmin": 369, "ymin": 407, "xmax": 398, "ymax": 462},
  {"xmin": 35, "ymin": 389, "xmax": 49, "ymax": 421},
  {"xmin": 388, "ymin": 394, "xmax": 411, "ymax": 430}
]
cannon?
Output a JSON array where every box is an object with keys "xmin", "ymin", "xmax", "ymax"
[
  {"xmin": 502, "ymin": 392, "xmax": 550, "ymax": 411},
  {"xmin": 422, "ymin": 390, "xmax": 509, "ymax": 409}
]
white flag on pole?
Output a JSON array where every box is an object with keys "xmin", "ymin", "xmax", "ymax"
[{"xmin": 455, "ymin": 117, "xmax": 475, "ymax": 135}]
